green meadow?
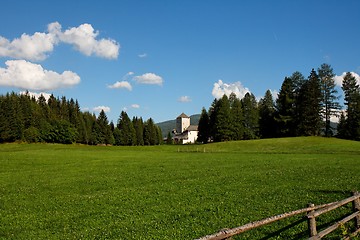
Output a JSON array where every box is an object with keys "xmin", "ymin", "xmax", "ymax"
[{"xmin": 0, "ymin": 137, "xmax": 359, "ymax": 239}]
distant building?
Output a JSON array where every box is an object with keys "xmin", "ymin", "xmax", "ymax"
[{"xmin": 173, "ymin": 113, "xmax": 198, "ymax": 144}]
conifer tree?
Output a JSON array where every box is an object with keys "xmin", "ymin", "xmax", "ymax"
[
  {"xmin": 197, "ymin": 107, "xmax": 210, "ymax": 143},
  {"xmin": 230, "ymin": 93, "xmax": 244, "ymax": 140},
  {"xmin": 96, "ymin": 110, "xmax": 114, "ymax": 145},
  {"xmin": 143, "ymin": 118, "xmax": 156, "ymax": 145},
  {"xmin": 297, "ymin": 69, "xmax": 323, "ymax": 136},
  {"xmin": 133, "ymin": 117, "xmax": 144, "ymax": 146},
  {"xmin": 259, "ymin": 90, "xmax": 276, "ymax": 138},
  {"xmin": 212, "ymin": 95, "xmax": 233, "ymax": 142},
  {"xmin": 318, "ymin": 63, "xmax": 340, "ymax": 137},
  {"xmin": 242, "ymin": 92, "xmax": 259, "ymax": 139},
  {"xmin": 275, "ymin": 77, "xmax": 295, "ymax": 137},
  {"xmin": 341, "ymin": 72, "xmax": 360, "ymax": 140},
  {"xmin": 117, "ymin": 111, "xmax": 136, "ymax": 146}
]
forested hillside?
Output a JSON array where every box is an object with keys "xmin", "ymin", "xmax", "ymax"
[{"xmin": 0, "ymin": 92, "xmax": 162, "ymax": 145}]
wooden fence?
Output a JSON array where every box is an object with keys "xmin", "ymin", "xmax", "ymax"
[{"xmin": 196, "ymin": 191, "xmax": 360, "ymax": 240}]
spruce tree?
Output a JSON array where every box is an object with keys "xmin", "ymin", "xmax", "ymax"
[
  {"xmin": 297, "ymin": 69, "xmax": 323, "ymax": 136},
  {"xmin": 143, "ymin": 118, "xmax": 156, "ymax": 145},
  {"xmin": 318, "ymin": 63, "xmax": 340, "ymax": 137},
  {"xmin": 133, "ymin": 117, "xmax": 144, "ymax": 146},
  {"xmin": 212, "ymin": 95, "xmax": 233, "ymax": 142},
  {"xmin": 242, "ymin": 92, "xmax": 259, "ymax": 139},
  {"xmin": 341, "ymin": 72, "xmax": 360, "ymax": 140},
  {"xmin": 230, "ymin": 94, "xmax": 244, "ymax": 140},
  {"xmin": 275, "ymin": 77, "xmax": 295, "ymax": 137},
  {"xmin": 259, "ymin": 90, "xmax": 276, "ymax": 138},
  {"xmin": 117, "ymin": 111, "xmax": 136, "ymax": 146},
  {"xmin": 197, "ymin": 107, "xmax": 210, "ymax": 143},
  {"xmin": 96, "ymin": 110, "xmax": 114, "ymax": 145}
]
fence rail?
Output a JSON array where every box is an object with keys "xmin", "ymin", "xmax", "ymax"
[{"xmin": 196, "ymin": 191, "xmax": 360, "ymax": 240}]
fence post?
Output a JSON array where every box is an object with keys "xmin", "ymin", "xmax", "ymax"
[
  {"xmin": 353, "ymin": 191, "xmax": 360, "ymax": 229},
  {"xmin": 308, "ymin": 203, "xmax": 317, "ymax": 237}
]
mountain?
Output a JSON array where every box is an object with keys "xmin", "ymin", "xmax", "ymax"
[{"xmin": 157, "ymin": 114, "xmax": 201, "ymax": 137}]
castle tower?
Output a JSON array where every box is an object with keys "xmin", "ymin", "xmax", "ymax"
[{"xmin": 176, "ymin": 113, "xmax": 190, "ymax": 133}]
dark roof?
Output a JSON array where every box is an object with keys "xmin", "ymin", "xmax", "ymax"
[
  {"xmin": 177, "ymin": 113, "xmax": 189, "ymax": 119},
  {"xmin": 186, "ymin": 125, "xmax": 198, "ymax": 131}
]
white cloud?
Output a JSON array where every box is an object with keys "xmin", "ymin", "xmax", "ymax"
[
  {"xmin": 121, "ymin": 71, "xmax": 134, "ymax": 81},
  {"xmin": 0, "ymin": 22, "xmax": 120, "ymax": 61},
  {"xmin": 212, "ymin": 79, "xmax": 250, "ymax": 99},
  {"xmin": 178, "ymin": 96, "xmax": 192, "ymax": 102},
  {"xmin": 56, "ymin": 23, "xmax": 120, "ymax": 59},
  {"xmin": 138, "ymin": 53, "xmax": 147, "ymax": 58},
  {"xmin": 133, "ymin": 73, "xmax": 163, "ymax": 85},
  {"xmin": 93, "ymin": 106, "xmax": 111, "ymax": 113},
  {"xmin": 19, "ymin": 91, "xmax": 52, "ymax": 101},
  {"xmin": 334, "ymin": 72, "xmax": 360, "ymax": 86},
  {"xmin": 0, "ymin": 60, "xmax": 80, "ymax": 90},
  {"xmin": 131, "ymin": 104, "xmax": 140, "ymax": 109},
  {"xmin": 125, "ymin": 71, "xmax": 134, "ymax": 76},
  {"xmin": 107, "ymin": 81, "xmax": 132, "ymax": 91},
  {"xmin": 0, "ymin": 31, "xmax": 56, "ymax": 61}
]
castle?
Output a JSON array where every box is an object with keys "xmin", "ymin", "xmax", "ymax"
[{"xmin": 173, "ymin": 113, "xmax": 198, "ymax": 144}]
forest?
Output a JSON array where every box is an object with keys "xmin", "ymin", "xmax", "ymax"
[
  {"xmin": 0, "ymin": 92, "xmax": 162, "ymax": 145},
  {"xmin": 197, "ymin": 63, "xmax": 360, "ymax": 143},
  {"xmin": 1, "ymin": 63, "xmax": 359, "ymax": 145}
]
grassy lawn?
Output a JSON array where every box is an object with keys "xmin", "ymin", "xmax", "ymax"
[{"xmin": 0, "ymin": 137, "xmax": 359, "ymax": 239}]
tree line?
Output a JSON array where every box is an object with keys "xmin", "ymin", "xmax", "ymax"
[
  {"xmin": 197, "ymin": 63, "xmax": 360, "ymax": 143},
  {"xmin": 0, "ymin": 92, "xmax": 162, "ymax": 145}
]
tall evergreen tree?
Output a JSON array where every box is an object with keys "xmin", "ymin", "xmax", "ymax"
[
  {"xmin": 197, "ymin": 107, "xmax": 210, "ymax": 143},
  {"xmin": 230, "ymin": 94, "xmax": 244, "ymax": 140},
  {"xmin": 242, "ymin": 92, "xmax": 259, "ymax": 139},
  {"xmin": 143, "ymin": 118, "xmax": 156, "ymax": 145},
  {"xmin": 212, "ymin": 95, "xmax": 233, "ymax": 142},
  {"xmin": 117, "ymin": 111, "xmax": 136, "ymax": 146},
  {"xmin": 259, "ymin": 90, "xmax": 276, "ymax": 138},
  {"xmin": 275, "ymin": 77, "xmax": 295, "ymax": 137},
  {"xmin": 133, "ymin": 117, "xmax": 144, "ymax": 146},
  {"xmin": 96, "ymin": 110, "xmax": 114, "ymax": 145},
  {"xmin": 318, "ymin": 63, "xmax": 340, "ymax": 137},
  {"xmin": 291, "ymin": 71, "xmax": 306, "ymax": 132},
  {"xmin": 297, "ymin": 69, "xmax": 323, "ymax": 136},
  {"xmin": 341, "ymin": 72, "xmax": 360, "ymax": 140}
]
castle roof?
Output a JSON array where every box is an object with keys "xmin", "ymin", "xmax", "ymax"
[
  {"xmin": 177, "ymin": 113, "xmax": 189, "ymax": 119},
  {"xmin": 186, "ymin": 125, "xmax": 198, "ymax": 131}
]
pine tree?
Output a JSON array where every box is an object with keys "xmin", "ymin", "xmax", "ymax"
[
  {"xmin": 143, "ymin": 118, "xmax": 156, "ymax": 145},
  {"xmin": 297, "ymin": 69, "xmax": 323, "ymax": 136},
  {"xmin": 133, "ymin": 117, "xmax": 144, "ymax": 146},
  {"xmin": 212, "ymin": 95, "xmax": 233, "ymax": 142},
  {"xmin": 275, "ymin": 77, "xmax": 295, "ymax": 137},
  {"xmin": 197, "ymin": 107, "xmax": 210, "ymax": 143},
  {"xmin": 155, "ymin": 125, "xmax": 163, "ymax": 145},
  {"xmin": 291, "ymin": 71, "xmax": 306, "ymax": 132},
  {"xmin": 318, "ymin": 63, "xmax": 340, "ymax": 137},
  {"xmin": 259, "ymin": 90, "xmax": 276, "ymax": 138},
  {"xmin": 230, "ymin": 94, "xmax": 244, "ymax": 140},
  {"xmin": 96, "ymin": 110, "xmax": 114, "ymax": 145},
  {"xmin": 117, "ymin": 111, "xmax": 136, "ymax": 146},
  {"xmin": 341, "ymin": 72, "xmax": 360, "ymax": 140},
  {"xmin": 242, "ymin": 93, "xmax": 259, "ymax": 139}
]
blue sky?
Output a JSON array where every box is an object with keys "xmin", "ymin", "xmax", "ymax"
[{"xmin": 1, "ymin": 0, "xmax": 360, "ymax": 123}]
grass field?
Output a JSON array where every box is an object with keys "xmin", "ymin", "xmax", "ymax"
[{"xmin": 0, "ymin": 137, "xmax": 359, "ymax": 239}]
